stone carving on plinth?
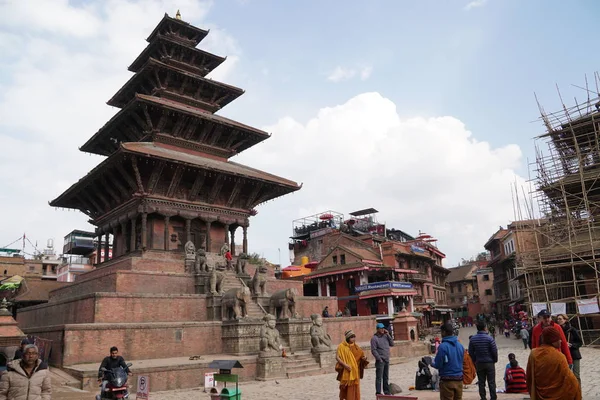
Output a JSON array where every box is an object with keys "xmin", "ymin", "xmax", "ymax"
[
  {"xmin": 194, "ymin": 248, "xmax": 207, "ymax": 273},
  {"xmin": 222, "ymin": 287, "xmax": 251, "ymax": 320},
  {"xmin": 269, "ymin": 288, "xmax": 298, "ymax": 319},
  {"xmin": 251, "ymin": 263, "xmax": 268, "ymax": 297},
  {"xmin": 184, "ymin": 241, "xmax": 196, "ymax": 273},
  {"xmin": 259, "ymin": 314, "xmax": 282, "ymax": 357},
  {"xmin": 235, "ymin": 253, "xmax": 249, "ymax": 276},
  {"xmin": 209, "ymin": 263, "xmax": 226, "ymax": 295},
  {"xmin": 310, "ymin": 314, "xmax": 332, "ymax": 353}
]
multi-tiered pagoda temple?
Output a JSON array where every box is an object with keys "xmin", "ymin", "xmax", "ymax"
[{"xmin": 51, "ymin": 13, "xmax": 300, "ymax": 260}]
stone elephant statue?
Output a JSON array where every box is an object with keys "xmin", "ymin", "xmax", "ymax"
[
  {"xmin": 269, "ymin": 288, "xmax": 298, "ymax": 319},
  {"xmin": 221, "ymin": 287, "xmax": 251, "ymax": 320}
]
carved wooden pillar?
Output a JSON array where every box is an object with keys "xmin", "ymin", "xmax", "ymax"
[
  {"xmin": 130, "ymin": 217, "xmax": 137, "ymax": 252},
  {"xmin": 224, "ymin": 223, "xmax": 230, "ymax": 248},
  {"xmin": 206, "ymin": 220, "xmax": 213, "ymax": 252},
  {"xmin": 164, "ymin": 215, "xmax": 170, "ymax": 251},
  {"xmin": 104, "ymin": 229, "xmax": 111, "ymax": 261},
  {"xmin": 242, "ymin": 225, "xmax": 248, "ymax": 254},
  {"xmin": 185, "ymin": 218, "xmax": 192, "ymax": 244},
  {"xmin": 120, "ymin": 221, "xmax": 128, "ymax": 254},
  {"xmin": 141, "ymin": 213, "xmax": 148, "ymax": 250},
  {"xmin": 230, "ymin": 226, "xmax": 237, "ymax": 256},
  {"xmin": 96, "ymin": 231, "xmax": 103, "ymax": 265}
]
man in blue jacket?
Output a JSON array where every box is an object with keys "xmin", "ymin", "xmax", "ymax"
[
  {"xmin": 433, "ymin": 322, "xmax": 464, "ymax": 399},
  {"xmin": 468, "ymin": 321, "xmax": 498, "ymax": 400}
]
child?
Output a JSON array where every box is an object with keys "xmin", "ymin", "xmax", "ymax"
[{"xmin": 504, "ymin": 359, "xmax": 528, "ymax": 393}]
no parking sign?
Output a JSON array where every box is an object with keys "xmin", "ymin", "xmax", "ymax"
[{"xmin": 137, "ymin": 375, "xmax": 149, "ymax": 399}]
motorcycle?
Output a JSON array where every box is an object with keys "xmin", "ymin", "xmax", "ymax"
[{"xmin": 96, "ymin": 363, "xmax": 132, "ymax": 400}]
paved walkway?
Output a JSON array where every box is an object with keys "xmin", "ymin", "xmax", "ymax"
[{"xmin": 52, "ymin": 327, "xmax": 600, "ymax": 399}]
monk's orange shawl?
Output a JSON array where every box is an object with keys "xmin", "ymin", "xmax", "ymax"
[
  {"xmin": 526, "ymin": 345, "xmax": 581, "ymax": 400},
  {"xmin": 463, "ymin": 350, "xmax": 476, "ymax": 385},
  {"xmin": 336, "ymin": 342, "xmax": 364, "ymax": 387}
]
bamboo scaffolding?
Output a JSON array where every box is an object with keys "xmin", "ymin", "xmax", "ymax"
[{"xmin": 515, "ymin": 81, "xmax": 600, "ymax": 346}]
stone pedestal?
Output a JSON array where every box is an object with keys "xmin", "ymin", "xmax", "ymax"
[
  {"xmin": 194, "ymin": 272, "xmax": 210, "ymax": 294},
  {"xmin": 221, "ymin": 319, "xmax": 264, "ymax": 355},
  {"xmin": 314, "ymin": 349, "xmax": 336, "ymax": 369},
  {"xmin": 392, "ymin": 310, "xmax": 419, "ymax": 341},
  {"xmin": 256, "ymin": 354, "xmax": 286, "ymax": 381},
  {"xmin": 207, "ymin": 294, "xmax": 222, "ymax": 320},
  {"xmin": 276, "ymin": 318, "xmax": 311, "ymax": 352}
]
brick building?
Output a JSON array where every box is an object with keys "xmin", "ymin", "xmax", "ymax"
[
  {"xmin": 289, "ymin": 209, "xmax": 451, "ymax": 325},
  {"xmin": 484, "ymin": 221, "xmax": 539, "ymax": 317}
]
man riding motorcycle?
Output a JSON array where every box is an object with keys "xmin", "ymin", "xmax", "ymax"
[{"xmin": 97, "ymin": 346, "xmax": 132, "ymax": 399}]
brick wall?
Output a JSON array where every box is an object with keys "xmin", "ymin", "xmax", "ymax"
[
  {"xmin": 93, "ymin": 294, "xmax": 207, "ymax": 323},
  {"xmin": 49, "ymin": 271, "xmax": 195, "ymax": 301},
  {"xmin": 18, "ymin": 296, "xmax": 96, "ymax": 328},
  {"xmin": 295, "ymin": 296, "xmax": 337, "ymax": 318},
  {"xmin": 18, "ymin": 294, "xmax": 209, "ymax": 327},
  {"xmin": 323, "ymin": 316, "xmax": 378, "ymax": 344},
  {"xmin": 27, "ymin": 322, "xmax": 223, "ymax": 366}
]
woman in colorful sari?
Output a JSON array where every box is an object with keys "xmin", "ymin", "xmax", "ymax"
[{"xmin": 336, "ymin": 330, "xmax": 368, "ymax": 400}]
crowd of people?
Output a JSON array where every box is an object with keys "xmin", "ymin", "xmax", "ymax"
[
  {"xmin": 334, "ymin": 309, "xmax": 584, "ymax": 400},
  {"xmin": 431, "ymin": 308, "xmax": 582, "ymax": 400}
]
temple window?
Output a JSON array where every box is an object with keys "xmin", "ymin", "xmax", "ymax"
[
  {"xmin": 332, "ymin": 256, "xmax": 338, "ymax": 264},
  {"xmin": 340, "ymin": 254, "xmax": 346, "ymax": 265}
]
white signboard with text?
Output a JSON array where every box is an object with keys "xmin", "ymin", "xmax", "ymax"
[
  {"xmin": 137, "ymin": 375, "xmax": 149, "ymax": 399},
  {"xmin": 532, "ymin": 302, "xmax": 547, "ymax": 316},
  {"xmin": 550, "ymin": 302, "xmax": 566, "ymax": 316},
  {"xmin": 577, "ymin": 298, "xmax": 600, "ymax": 315}
]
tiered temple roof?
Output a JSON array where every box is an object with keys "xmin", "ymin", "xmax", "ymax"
[{"xmin": 51, "ymin": 13, "xmax": 300, "ymax": 251}]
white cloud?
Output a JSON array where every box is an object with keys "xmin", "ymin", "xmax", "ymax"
[
  {"xmin": 235, "ymin": 92, "xmax": 526, "ymax": 266},
  {"xmin": 327, "ymin": 66, "xmax": 356, "ymax": 82},
  {"xmin": 327, "ymin": 65, "xmax": 373, "ymax": 82},
  {"xmin": 465, "ymin": 0, "xmax": 488, "ymax": 10},
  {"xmin": 0, "ymin": 0, "xmax": 240, "ymax": 253},
  {"xmin": 360, "ymin": 66, "xmax": 373, "ymax": 80}
]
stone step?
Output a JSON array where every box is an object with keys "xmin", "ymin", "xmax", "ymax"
[
  {"xmin": 284, "ymin": 360, "xmax": 318, "ymax": 370},
  {"xmin": 286, "ymin": 367, "xmax": 322, "ymax": 379}
]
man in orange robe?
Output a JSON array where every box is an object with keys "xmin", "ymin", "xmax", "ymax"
[
  {"xmin": 336, "ymin": 330, "xmax": 368, "ymax": 400},
  {"xmin": 526, "ymin": 326, "xmax": 581, "ymax": 400}
]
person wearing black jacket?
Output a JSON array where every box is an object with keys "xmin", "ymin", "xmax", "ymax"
[
  {"xmin": 556, "ymin": 314, "xmax": 583, "ymax": 385},
  {"xmin": 13, "ymin": 339, "xmax": 30, "ymax": 360},
  {"xmin": 97, "ymin": 346, "xmax": 131, "ymax": 396}
]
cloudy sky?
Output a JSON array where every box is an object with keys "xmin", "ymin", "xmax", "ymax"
[{"xmin": 1, "ymin": 0, "xmax": 598, "ymax": 266}]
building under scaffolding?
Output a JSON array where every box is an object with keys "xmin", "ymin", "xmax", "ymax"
[{"xmin": 516, "ymin": 86, "xmax": 600, "ymax": 345}]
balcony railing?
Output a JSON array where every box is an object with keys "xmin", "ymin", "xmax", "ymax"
[
  {"xmin": 62, "ymin": 256, "xmax": 91, "ymax": 265},
  {"xmin": 413, "ymin": 295, "xmax": 424, "ymax": 303}
]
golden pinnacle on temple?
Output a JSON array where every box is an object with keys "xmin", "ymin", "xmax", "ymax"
[{"xmin": 175, "ymin": 9, "xmax": 182, "ymax": 20}]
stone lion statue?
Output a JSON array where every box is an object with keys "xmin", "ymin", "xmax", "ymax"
[
  {"xmin": 259, "ymin": 314, "xmax": 282, "ymax": 355},
  {"xmin": 310, "ymin": 314, "xmax": 332, "ymax": 352},
  {"xmin": 235, "ymin": 253, "xmax": 248, "ymax": 275},
  {"xmin": 194, "ymin": 248, "xmax": 207, "ymax": 273},
  {"xmin": 221, "ymin": 287, "xmax": 251, "ymax": 320},
  {"xmin": 209, "ymin": 263, "xmax": 226, "ymax": 295},
  {"xmin": 251, "ymin": 263, "xmax": 268, "ymax": 297},
  {"xmin": 269, "ymin": 288, "xmax": 298, "ymax": 319}
]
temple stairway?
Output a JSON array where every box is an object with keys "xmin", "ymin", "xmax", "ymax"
[
  {"xmin": 218, "ymin": 269, "xmax": 266, "ymax": 319},
  {"xmin": 283, "ymin": 351, "xmax": 322, "ymax": 379}
]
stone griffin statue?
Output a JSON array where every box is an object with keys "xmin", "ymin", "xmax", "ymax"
[
  {"xmin": 310, "ymin": 314, "xmax": 332, "ymax": 352},
  {"xmin": 184, "ymin": 241, "xmax": 196, "ymax": 273},
  {"xmin": 209, "ymin": 263, "xmax": 226, "ymax": 295},
  {"xmin": 235, "ymin": 253, "xmax": 248, "ymax": 275},
  {"xmin": 221, "ymin": 287, "xmax": 251, "ymax": 320},
  {"xmin": 194, "ymin": 248, "xmax": 207, "ymax": 273},
  {"xmin": 269, "ymin": 288, "xmax": 298, "ymax": 319},
  {"xmin": 259, "ymin": 314, "xmax": 282, "ymax": 356},
  {"xmin": 250, "ymin": 263, "xmax": 268, "ymax": 297}
]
